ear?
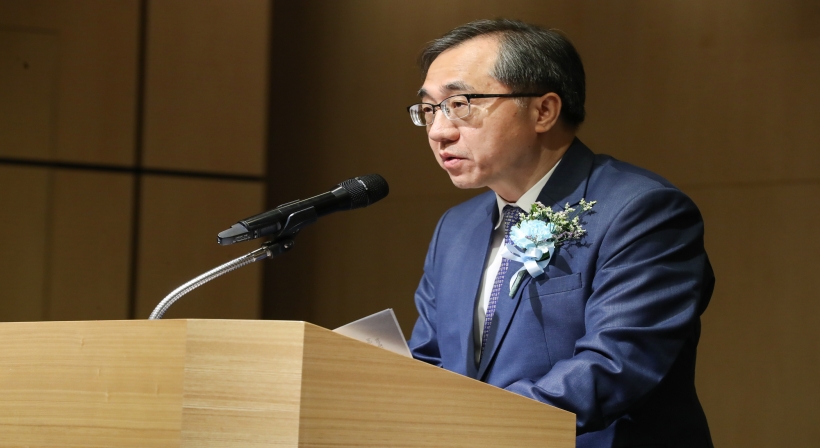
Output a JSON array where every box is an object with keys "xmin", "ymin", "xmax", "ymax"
[{"xmin": 532, "ymin": 92, "xmax": 562, "ymax": 133}]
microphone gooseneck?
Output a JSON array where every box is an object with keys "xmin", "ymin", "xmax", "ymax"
[
  {"xmin": 149, "ymin": 174, "xmax": 388, "ymax": 319},
  {"xmin": 148, "ymin": 238, "xmax": 295, "ymax": 319}
]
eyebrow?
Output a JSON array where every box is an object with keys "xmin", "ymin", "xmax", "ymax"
[{"xmin": 417, "ymin": 81, "xmax": 475, "ymax": 100}]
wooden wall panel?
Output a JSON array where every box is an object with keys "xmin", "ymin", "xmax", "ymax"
[
  {"xmin": 573, "ymin": 1, "xmax": 820, "ymax": 187},
  {"xmin": 136, "ymin": 176, "xmax": 264, "ymax": 320},
  {"xmin": 1, "ymin": 2, "xmax": 272, "ymax": 323},
  {"xmin": 47, "ymin": 171, "xmax": 134, "ymax": 321},
  {"xmin": 142, "ymin": 0, "xmax": 269, "ymax": 175},
  {"xmin": 0, "ymin": 29, "xmax": 58, "ymax": 160},
  {"xmin": 0, "ymin": 0, "xmax": 139, "ymax": 165},
  {"xmin": 689, "ymin": 183, "xmax": 820, "ymax": 446},
  {"xmin": 0, "ymin": 167, "xmax": 49, "ymax": 322},
  {"xmin": 0, "ymin": 0, "xmax": 140, "ymax": 323}
]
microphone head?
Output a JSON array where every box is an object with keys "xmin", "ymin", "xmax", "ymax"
[{"xmin": 339, "ymin": 174, "xmax": 389, "ymax": 208}]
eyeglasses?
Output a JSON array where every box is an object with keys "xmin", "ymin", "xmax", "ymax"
[{"xmin": 407, "ymin": 93, "xmax": 545, "ymax": 126}]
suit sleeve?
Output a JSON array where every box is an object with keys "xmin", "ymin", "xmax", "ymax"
[
  {"xmin": 407, "ymin": 211, "xmax": 447, "ymax": 367},
  {"xmin": 504, "ymin": 187, "xmax": 714, "ymax": 433}
]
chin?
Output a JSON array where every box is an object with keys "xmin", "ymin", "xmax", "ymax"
[{"xmin": 447, "ymin": 175, "xmax": 483, "ymax": 190}]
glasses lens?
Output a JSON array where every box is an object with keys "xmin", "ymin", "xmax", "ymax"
[
  {"xmin": 443, "ymin": 95, "xmax": 470, "ymax": 120},
  {"xmin": 409, "ymin": 104, "xmax": 434, "ymax": 126}
]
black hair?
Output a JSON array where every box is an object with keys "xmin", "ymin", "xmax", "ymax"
[{"xmin": 419, "ymin": 19, "xmax": 586, "ymax": 128}]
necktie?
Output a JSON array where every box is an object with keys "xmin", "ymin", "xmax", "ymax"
[{"xmin": 480, "ymin": 205, "xmax": 522, "ymax": 358}]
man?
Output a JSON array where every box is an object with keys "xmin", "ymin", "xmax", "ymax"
[{"xmin": 406, "ymin": 19, "xmax": 714, "ymax": 447}]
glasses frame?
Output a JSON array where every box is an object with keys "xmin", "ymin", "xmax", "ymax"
[{"xmin": 407, "ymin": 92, "xmax": 546, "ymax": 126}]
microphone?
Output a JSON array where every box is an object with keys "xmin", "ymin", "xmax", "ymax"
[{"xmin": 217, "ymin": 174, "xmax": 389, "ymax": 245}]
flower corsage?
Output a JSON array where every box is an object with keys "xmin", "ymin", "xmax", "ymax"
[{"xmin": 501, "ymin": 198, "xmax": 596, "ymax": 296}]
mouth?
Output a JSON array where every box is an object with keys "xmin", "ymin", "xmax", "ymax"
[
  {"xmin": 440, "ymin": 153, "xmax": 466, "ymax": 170},
  {"xmin": 440, "ymin": 151, "xmax": 464, "ymax": 162},
  {"xmin": 439, "ymin": 152, "xmax": 464, "ymax": 168}
]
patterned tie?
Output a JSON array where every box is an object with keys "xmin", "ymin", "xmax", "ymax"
[{"xmin": 480, "ymin": 205, "xmax": 522, "ymax": 358}]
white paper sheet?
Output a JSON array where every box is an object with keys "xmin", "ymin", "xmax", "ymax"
[{"xmin": 333, "ymin": 309, "xmax": 412, "ymax": 358}]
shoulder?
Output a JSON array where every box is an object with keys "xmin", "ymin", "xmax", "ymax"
[
  {"xmin": 437, "ymin": 190, "xmax": 496, "ymax": 226},
  {"xmin": 579, "ymin": 153, "xmax": 707, "ymax": 268},
  {"xmin": 589, "ymin": 154, "xmax": 679, "ymax": 198},
  {"xmin": 585, "ymin": 152, "xmax": 701, "ymax": 215},
  {"xmin": 425, "ymin": 190, "xmax": 494, "ymax": 254},
  {"xmin": 420, "ymin": 190, "xmax": 495, "ymax": 272}
]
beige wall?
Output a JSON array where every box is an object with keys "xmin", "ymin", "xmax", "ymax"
[{"xmin": 266, "ymin": 1, "xmax": 820, "ymax": 446}]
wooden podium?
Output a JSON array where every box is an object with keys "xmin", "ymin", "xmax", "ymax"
[{"xmin": 0, "ymin": 319, "xmax": 574, "ymax": 447}]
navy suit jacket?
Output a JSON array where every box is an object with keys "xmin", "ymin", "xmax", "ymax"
[{"xmin": 408, "ymin": 139, "xmax": 714, "ymax": 447}]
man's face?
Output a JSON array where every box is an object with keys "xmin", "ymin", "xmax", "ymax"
[{"xmin": 419, "ymin": 37, "xmax": 540, "ymax": 200}]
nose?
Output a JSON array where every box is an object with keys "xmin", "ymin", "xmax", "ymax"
[{"xmin": 426, "ymin": 111, "xmax": 459, "ymax": 144}]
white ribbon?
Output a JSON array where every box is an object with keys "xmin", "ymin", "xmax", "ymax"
[{"xmin": 500, "ymin": 243, "xmax": 555, "ymax": 295}]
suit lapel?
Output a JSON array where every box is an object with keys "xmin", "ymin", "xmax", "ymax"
[
  {"xmin": 538, "ymin": 138, "xmax": 594, "ymax": 211},
  {"xmin": 455, "ymin": 196, "xmax": 496, "ymax": 379},
  {"xmin": 476, "ymin": 258, "xmax": 527, "ymax": 380},
  {"xmin": 476, "ymin": 139, "xmax": 595, "ymax": 380}
]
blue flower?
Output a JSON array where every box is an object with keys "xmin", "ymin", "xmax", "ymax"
[
  {"xmin": 510, "ymin": 220, "xmax": 556, "ymax": 250},
  {"xmin": 501, "ymin": 200, "xmax": 596, "ymax": 297}
]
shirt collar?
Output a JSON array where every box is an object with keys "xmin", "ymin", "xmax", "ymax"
[{"xmin": 493, "ymin": 160, "xmax": 561, "ymax": 229}]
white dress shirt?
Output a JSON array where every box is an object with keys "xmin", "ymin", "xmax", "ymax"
[{"xmin": 474, "ymin": 161, "xmax": 561, "ymax": 363}]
